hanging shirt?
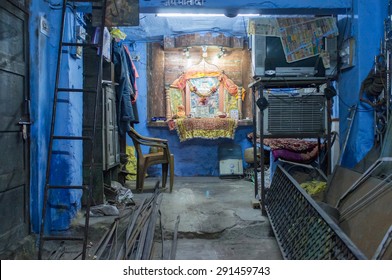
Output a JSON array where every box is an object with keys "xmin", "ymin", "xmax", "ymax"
[{"xmin": 112, "ymin": 40, "xmax": 139, "ymax": 136}]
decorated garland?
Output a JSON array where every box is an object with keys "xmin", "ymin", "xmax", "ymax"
[
  {"xmin": 171, "ymin": 71, "xmax": 244, "ymax": 100},
  {"xmin": 186, "ymin": 79, "xmax": 220, "ymax": 98}
]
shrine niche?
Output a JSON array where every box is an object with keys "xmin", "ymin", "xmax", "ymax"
[
  {"xmin": 165, "ymin": 68, "xmax": 245, "ymax": 120},
  {"xmin": 164, "ymin": 64, "xmax": 246, "ymax": 142},
  {"xmin": 147, "ymin": 40, "xmax": 254, "ymax": 125}
]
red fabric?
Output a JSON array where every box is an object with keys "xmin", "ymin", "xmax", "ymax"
[
  {"xmin": 263, "ymin": 138, "xmax": 318, "ymax": 153},
  {"xmin": 247, "ymin": 132, "xmax": 322, "ymax": 163}
]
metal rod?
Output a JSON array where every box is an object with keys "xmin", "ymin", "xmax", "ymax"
[
  {"xmin": 118, "ymin": 198, "xmax": 147, "ymax": 259},
  {"xmin": 338, "ymin": 105, "xmax": 357, "ymax": 166},
  {"xmin": 38, "ymin": 0, "xmax": 67, "ymax": 260},
  {"xmin": 326, "ymin": 96, "xmax": 332, "ymax": 176},
  {"xmin": 170, "ymin": 215, "xmax": 180, "ymax": 260},
  {"xmin": 135, "ymin": 220, "xmax": 150, "ymax": 260},
  {"xmin": 258, "ymin": 86, "xmax": 266, "ymax": 216},
  {"xmin": 339, "ymin": 171, "xmax": 392, "ymax": 221},
  {"xmin": 336, "ymin": 157, "xmax": 392, "ymax": 208},
  {"xmin": 159, "ymin": 210, "xmax": 165, "ymax": 259},
  {"xmin": 373, "ymin": 225, "xmax": 392, "ymax": 260},
  {"xmin": 83, "ymin": 0, "xmax": 108, "ymax": 260},
  {"xmin": 93, "ymin": 219, "xmax": 118, "ymax": 259},
  {"xmin": 142, "ymin": 192, "xmax": 163, "ymax": 260},
  {"xmin": 251, "ymin": 84, "xmax": 258, "ymax": 198}
]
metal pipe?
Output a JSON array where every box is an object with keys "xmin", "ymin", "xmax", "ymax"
[
  {"xmin": 258, "ymin": 86, "xmax": 266, "ymax": 216},
  {"xmin": 251, "ymin": 84, "xmax": 258, "ymax": 198},
  {"xmin": 170, "ymin": 215, "xmax": 181, "ymax": 260}
]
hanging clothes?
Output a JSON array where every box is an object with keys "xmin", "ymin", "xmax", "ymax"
[
  {"xmin": 123, "ymin": 45, "xmax": 139, "ymax": 104},
  {"xmin": 112, "ymin": 40, "xmax": 139, "ymax": 136}
]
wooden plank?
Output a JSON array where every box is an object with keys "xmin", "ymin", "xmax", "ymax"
[{"xmin": 147, "ymin": 43, "xmax": 166, "ymax": 120}]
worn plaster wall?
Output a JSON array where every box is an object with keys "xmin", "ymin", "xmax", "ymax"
[{"xmin": 29, "ymin": 1, "xmax": 83, "ymax": 232}]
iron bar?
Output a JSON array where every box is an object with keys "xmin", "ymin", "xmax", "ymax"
[
  {"xmin": 373, "ymin": 225, "xmax": 392, "ymax": 259},
  {"xmin": 170, "ymin": 215, "xmax": 181, "ymax": 260},
  {"xmin": 142, "ymin": 192, "xmax": 163, "ymax": 260}
]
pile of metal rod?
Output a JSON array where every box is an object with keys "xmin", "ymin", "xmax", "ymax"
[{"xmin": 92, "ymin": 183, "xmax": 163, "ymax": 260}]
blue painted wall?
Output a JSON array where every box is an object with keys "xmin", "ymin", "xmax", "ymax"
[
  {"xmin": 339, "ymin": 0, "xmax": 388, "ymax": 167},
  {"xmin": 29, "ymin": 0, "xmax": 56, "ymax": 233},
  {"xmin": 29, "ymin": 1, "xmax": 83, "ymax": 232}
]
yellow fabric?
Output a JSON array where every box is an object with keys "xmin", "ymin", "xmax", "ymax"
[
  {"xmin": 178, "ymin": 129, "xmax": 235, "ymax": 141},
  {"xmin": 110, "ymin": 28, "xmax": 127, "ymax": 40},
  {"xmin": 300, "ymin": 180, "xmax": 327, "ymax": 196},
  {"xmin": 176, "ymin": 118, "xmax": 237, "ymax": 142},
  {"xmin": 185, "ymin": 71, "xmax": 221, "ymax": 79},
  {"xmin": 125, "ymin": 146, "xmax": 137, "ymax": 180}
]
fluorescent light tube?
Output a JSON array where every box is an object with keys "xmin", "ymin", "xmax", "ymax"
[{"xmin": 156, "ymin": 13, "xmax": 259, "ymax": 17}]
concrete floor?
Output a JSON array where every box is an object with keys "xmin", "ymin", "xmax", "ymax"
[
  {"xmin": 133, "ymin": 176, "xmax": 282, "ymax": 260},
  {"xmin": 0, "ymin": 176, "xmax": 282, "ymax": 260}
]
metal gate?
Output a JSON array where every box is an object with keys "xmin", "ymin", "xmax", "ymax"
[{"xmin": 266, "ymin": 165, "xmax": 366, "ymax": 259}]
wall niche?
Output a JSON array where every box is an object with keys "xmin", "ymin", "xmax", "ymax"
[{"xmin": 147, "ymin": 33, "xmax": 254, "ymax": 126}]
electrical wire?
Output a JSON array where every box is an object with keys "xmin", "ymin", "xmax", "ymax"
[{"xmin": 337, "ymin": 92, "xmax": 374, "ymax": 112}]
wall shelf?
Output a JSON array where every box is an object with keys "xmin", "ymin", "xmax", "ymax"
[{"xmin": 252, "ymin": 76, "xmax": 332, "ymax": 89}]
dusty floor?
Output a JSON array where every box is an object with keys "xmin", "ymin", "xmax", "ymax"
[
  {"xmin": 144, "ymin": 177, "xmax": 282, "ymax": 260},
  {"xmin": 0, "ymin": 176, "xmax": 282, "ymax": 260}
]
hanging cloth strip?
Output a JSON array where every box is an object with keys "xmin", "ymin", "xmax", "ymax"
[{"xmin": 124, "ymin": 45, "xmax": 139, "ymax": 104}]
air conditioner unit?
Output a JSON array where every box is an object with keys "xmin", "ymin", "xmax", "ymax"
[{"xmin": 257, "ymin": 91, "xmax": 327, "ymax": 138}]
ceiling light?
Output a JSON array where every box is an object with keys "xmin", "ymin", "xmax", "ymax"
[
  {"xmin": 157, "ymin": 13, "xmax": 226, "ymax": 17},
  {"xmin": 237, "ymin": 14, "xmax": 260, "ymax": 17},
  {"xmin": 156, "ymin": 13, "xmax": 259, "ymax": 17}
]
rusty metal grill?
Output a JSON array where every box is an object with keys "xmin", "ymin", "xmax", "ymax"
[{"xmin": 266, "ymin": 166, "xmax": 366, "ymax": 260}]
